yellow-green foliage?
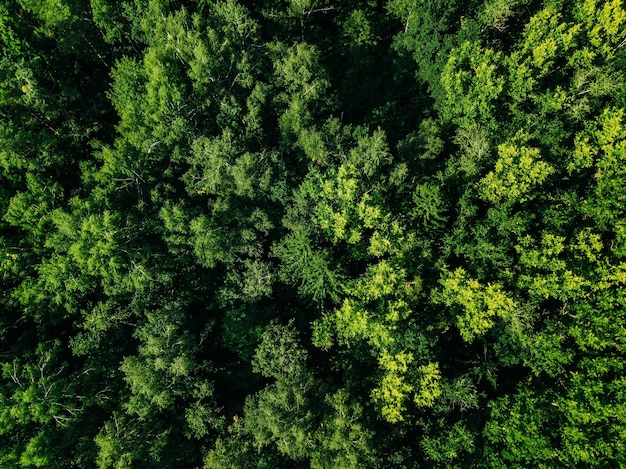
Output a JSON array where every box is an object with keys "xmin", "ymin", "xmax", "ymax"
[
  {"xmin": 576, "ymin": 0, "xmax": 626, "ymax": 58},
  {"xmin": 480, "ymin": 141, "xmax": 553, "ymax": 204},
  {"xmin": 440, "ymin": 41, "xmax": 504, "ymax": 130},
  {"xmin": 372, "ymin": 352, "xmax": 414, "ymax": 423},
  {"xmin": 413, "ymin": 362, "xmax": 443, "ymax": 408},
  {"xmin": 437, "ymin": 268, "xmax": 518, "ymax": 341}
]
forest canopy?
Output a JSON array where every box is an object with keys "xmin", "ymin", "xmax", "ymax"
[{"xmin": 1, "ymin": 0, "xmax": 626, "ymax": 467}]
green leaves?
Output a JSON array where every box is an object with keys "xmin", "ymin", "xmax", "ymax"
[
  {"xmin": 274, "ymin": 225, "xmax": 343, "ymax": 302},
  {"xmin": 440, "ymin": 40, "xmax": 505, "ymax": 130},
  {"xmin": 575, "ymin": 0, "xmax": 626, "ymax": 58},
  {"xmin": 480, "ymin": 140, "xmax": 554, "ymax": 204},
  {"xmin": 243, "ymin": 323, "xmax": 315, "ymax": 459},
  {"xmin": 436, "ymin": 268, "xmax": 518, "ymax": 342},
  {"xmin": 412, "ymin": 182, "xmax": 448, "ymax": 229},
  {"xmin": 2, "ymin": 0, "xmax": 626, "ymax": 467}
]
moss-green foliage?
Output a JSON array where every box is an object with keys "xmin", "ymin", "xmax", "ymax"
[{"xmin": 1, "ymin": 0, "xmax": 625, "ymax": 466}]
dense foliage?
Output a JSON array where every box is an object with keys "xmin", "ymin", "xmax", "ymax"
[{"xmin": 1, "ymin": 0, "xmax": 625, "ymax": 467}]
